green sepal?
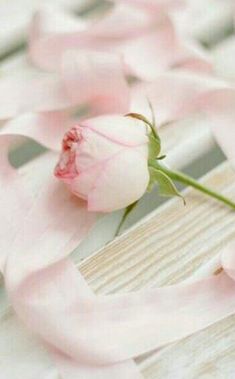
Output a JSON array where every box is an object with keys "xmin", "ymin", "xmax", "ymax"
[
  {"xmin": 157, "ymin": 154, "xmax": 166, "ymax": 160},
  {"xmin": 148, "ymin": 132, "xmax": 161, "ymax": 161},
  {"xmin": 148, "ymin": 167, "xmax": 185, "ymax": 204}
]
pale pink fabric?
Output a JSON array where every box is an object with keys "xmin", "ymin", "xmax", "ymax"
[
  {"xmin": 0, "ymin": 7, "xmax": 235, "ymax": 374},
  {"xmin": 28, "ymin": 4, "xmax": 212, "ymax": 78},
  {"xmin": 131, "ymin": 71, "xmax": 229, "ymax": 125},
  {"xmin": 0, "ymin": 50, "xmax": 129, "ymax": 125},
  {"xmin": 2, "ymin": 112, "xmax": 71, "ymax": 151},
  {"xmin": 1, "ymin": 103, "xmax": 235, "ymax": 379},
  {"xmin": 28, "ymin": 4, "xmax": 154, "ymax": 71},
  {"xmin": 117, "ymin": 16, "xmax": 212, "ymax": 80},
  {"xmin": 61, "ymin": 50, "xmax": 130, "ymax": 116},
  {"xmin": 0, "ymin": 74, "xmax": 71, "ymax": 119},
  {"xmin": 0, "ymin": 50, "xmax": 130, "ymax": 161},
  {"xmin": 194, "ymin": 88, "xmax": 235, "ymax": 166},
  {"xmin": 0, "ymin": 130, "xmax": 142, "ymax": 378}
]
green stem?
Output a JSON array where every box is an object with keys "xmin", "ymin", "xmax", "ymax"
[{"xmin": 156, "ymin": 162, "xmax": 235, "ymax": 210}]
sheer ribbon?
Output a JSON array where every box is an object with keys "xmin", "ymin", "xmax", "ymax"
[
  {"xmin": 0, "ymin": 93, "xmax": 235, "ymax": 378},
  {"xmin": 0, "ymin": 15, "xmax": 235, "ymax": 373},
  {"xmin": 28, "ymin": 4, "xmax": 212, "ymax": 78}
]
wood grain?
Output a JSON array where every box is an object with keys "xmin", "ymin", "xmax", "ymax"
[
  {"xmin": 78, "ymin": 161, "xmax": 235, "ymax": 378},
  {"xmin": 1, "ymin": 150, "xmax": 234, "ymax": 379},
  {"xmin": 140, "ymin": 315, "xmax": 235, "ymax": 379}
]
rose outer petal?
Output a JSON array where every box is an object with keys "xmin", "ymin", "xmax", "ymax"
[
  {"xmin": 82, "ymin": 115, "xmax": 148, "ymax": 148},
  {"xmin": 88, "ymin": 147, "xmax": 149, "ymax": 212}
]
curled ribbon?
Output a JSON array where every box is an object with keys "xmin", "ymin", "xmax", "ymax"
[
  {"xmin": 0, "ymin": 100, "xmax": 235, "ymax": 379},
  {"xmin": 28, "ymin": 4, "xmax": 212, "ymax": 78},
  {"xmin": 0, "ymin": 9, "xmax": 235, "ymax": 373}
]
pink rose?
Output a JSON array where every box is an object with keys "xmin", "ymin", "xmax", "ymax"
[{"xmin": 55, "ymin": 115, "xmax": 150, "ymax": 212}]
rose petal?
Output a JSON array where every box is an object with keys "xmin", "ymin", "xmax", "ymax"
[
  {"xmin": 88, "ymin": 146, "xmax": 149, "ymax": 212},
  {"xmin": 81, "ymin": 115, "xmax": 148, "ymax": 147}
]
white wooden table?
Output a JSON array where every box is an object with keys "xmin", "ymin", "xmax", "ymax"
[{"xmin": 1, "ymin": 1, "xmax": 235, "ymax": 378}]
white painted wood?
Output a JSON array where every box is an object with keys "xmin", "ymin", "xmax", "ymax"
[
  {"xmin": 0, "ymin": 161, "xmax": 234, "ymax": 379},
  {"xmin": 140, "ymin": 315, "xmax": 235, "ymax": 379},
  {"xmin": 213, "ymin": 35, "xmax": 235, "ymax": 80},
  {"xmin": 78, "ymin": 161, "xmax": 235, "ymax": 378},
  {"xmin": 80, "ymin": 161, "xmax": 235, "ymax": 291},
  {"xmin": 173, "ymin": 0, "xmax": 234, "ymax": 44}
]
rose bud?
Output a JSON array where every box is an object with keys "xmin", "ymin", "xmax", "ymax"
[
  {"xmin": 54, "ymin": 115, "xmax": 150, "ymax": 212},
  {"xmin": 55, "ymin": 112, "xmax": 235, "ymax": 225}
]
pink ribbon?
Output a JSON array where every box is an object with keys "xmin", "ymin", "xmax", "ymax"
[
  {"xmin": 0, "ymin": 49, "xmax": 130, "ymax": 131},
  {"xmin": 0, "ymin": 3, "xmax": 235, "ymax": 372},
  {"xmin": 28, "ymin": 4, "xmax": 212, "ymax": 78},
  {"xmin": 1, "ymin": 94, "xmax": 235, "ymax": 378}
]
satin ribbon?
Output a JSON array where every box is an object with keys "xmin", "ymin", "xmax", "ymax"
[
  {"xmin": 0, "ymin": 50, "xmax": 130, "ymax": 125},
  {"xmin": 0, "ymin": 11, "xmax": 235, "ymax": 373},
  {"xmin": 0, "ymin": 96, "xmax": 235, "ymax": 379},
  {"xmin": 28, "ymin": 4, "xmax": 212, "ymax": 78},
  {"xmin": 0, "ymin": 130, "xmax": 142, "ymax": 378}
]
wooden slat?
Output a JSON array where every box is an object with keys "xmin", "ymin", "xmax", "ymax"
[
  {"xmin": 160, "ymin": 118, "xmax": 214, "ymax": 170},
  {"xmin": 213, "ymin": 35, "xmax": 235, "ymax": 80},
  {"xmin": 182, "ymin": 0, "xmax": 234, "ymax": 45},
  {"xmin": 140, "ymin": 315, "xmax": 235, "ymax": 378},
  {"xmin": 77, "ymin": 161, "xmax": 235, "ymax": 377},
  {"xmin": 1, "ymin": 158, "xmax": 234, "ymax": 378},
  {"xmin": 79, "ymin": 161, "xmax": 235, "ymax": 291}
]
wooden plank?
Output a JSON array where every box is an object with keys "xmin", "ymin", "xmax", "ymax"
[
  {"xmin": 0, "ymin": 160, "xmax": 234, "ymax": 377},
  {"xmin": 181, "ymin": 0, "xmax": 234, "ymax": 45},
  {"xmin": 213, "ymin": 35, "xmax": 235, "ymax": 80},
  {"xmin": 160, "ymin": 118, "xmax": 214, "ymax": 170},
  {"xmin": 79, "ymin": 161, "xmax": 235, "ymax": 291},
  {"xmin": 140, "ymin": 316, "xmax": 235, "ymax": 378},
  {"xmin": 77, "ymin": 161, "xmax": 235, "ymax": 377}
]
